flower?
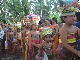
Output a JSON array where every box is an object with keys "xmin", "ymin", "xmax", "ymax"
[
  {"xmin": 40, "ymin": 27, "xmax": 53, "ymax": 36},
  {"xmin": 59, "ymin": 6, "xmax": 80, "ymax": 16}
]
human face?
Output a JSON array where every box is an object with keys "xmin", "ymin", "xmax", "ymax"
[
  {"xmin": 26, "ymin": 23, "xmax": 31, "ymax": 28},
  {"xmin": 52, "ymin": 20, "xmax": 56, "ymax": 25},
  {"xmin": 45, "ymin": 20, "xmax": 50, "ymax": 25},
  {"xmin": 44, "ymin": 35, "xmax": 52, "ymax": 42},
  {"xmin": 41, "ymin": 23, "xmax": 46, "ymax": 27},
  {"xmin": 32, "ymin": 24, "xmax": 38, "ymax": 30},
  {"xmin": 64, "ymin": 15, "xmax": 77, "ymax": 25}
]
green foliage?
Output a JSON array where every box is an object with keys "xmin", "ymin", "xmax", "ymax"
[
  {"xmin": 0, "ymin": 0, "xmax": 63, "ymax": 23},
  {"xmin": 0, "ymin": 0, "xmax": 30, "ymax": 23},
  {"xmin": 29, "ymin": 0, "xmax": 62, "ymax": 23}
]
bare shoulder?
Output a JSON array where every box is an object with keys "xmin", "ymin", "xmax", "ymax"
[{"xmin": 59, "ymin": 26, "xmax": 67, "ymax": 35}]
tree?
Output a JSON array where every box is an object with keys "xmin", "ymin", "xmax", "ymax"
[
  {"xmin": 29, "ymin": 0, "xmax": 62, "ymax": 22},
  {"xmin": 0, "ymin": 0, "xmax": 63, "ymax": 23},
  {"xmin": 0, "ymin": 0, "xmax": 31, "ymax": 23}
]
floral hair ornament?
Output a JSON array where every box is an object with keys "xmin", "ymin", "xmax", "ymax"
[
  {"xmin": 58, "ymin": 5, "xmax": 80, "ymax": 16},
  {"xmin": 40, "ymin": 27, "xmax": 53, "ymax": 36}
]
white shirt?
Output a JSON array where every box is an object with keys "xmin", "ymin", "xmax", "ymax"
[{"xmin": 0, "ymin": 30, "xmax": 4, "ymax": 39}]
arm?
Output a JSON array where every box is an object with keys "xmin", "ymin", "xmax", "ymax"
[
  {"xmin": 60, "ymin": 29, "xmax": 78, "ymax": 55},
  {"xmin": 78, "ymin": 28, "xmax": 80, "ymax": 37}
]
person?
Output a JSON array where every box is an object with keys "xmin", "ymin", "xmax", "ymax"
[
  {"xmin": 28, "ymin": 23, "xmax": 42, "ymax": 60},
  {"xmin": 21, "ymin": 25, "xmax": 28, "ymax": 60},
  {"xmin": 48, "ymin": 18, "xmax": 59, "ymax": 56},
  {"xmin": 75, "ymin": 12, "xmax": 80, "ymax": 28},
  {"xmin": 45, "ymin": 19, "xmax": 51, "ymax": 26},
  {"xmin": 7, "ymin": 27, "xmax": 15, "ymax": 55},
  {"xmin": 0, "ymin": 25, "xmax": 5, "ymax": 53},
  {"xmin": 51, "ymin": 17, "xmax": 57, "ymax": 25},
  {"xmin": 75, "ymin": 12, "xmax": 80, "ymax": 51},
  {"xmin": 23, "ymin": 22, "xmax": 31, "ymax": 60},
  {"xmin": 59, "ymin": 7, "xmax": 80, "ymax": 60},
  {"xmin": 49, "ymin": 17, "xmax": 59, "ymax": 35},
  {"xmin": 40, "ymin": 26, "xmax": 59, "ymax": 60},
  {"xmin": 42, "ymin": 34, "xmax": 53, "ymax": 60}
]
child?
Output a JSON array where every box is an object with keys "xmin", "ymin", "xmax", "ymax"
[
  {"xmin": 40, "ymin": 26, "xmax": 57, "ymax": 60},
  {"xmin": 34, "ymin": 34, "xmax": 53, "ymax": 60},
  {"xmin": 59, "ymin": 7, "xmax": 80, "ymax": 60},
  {"xmin": 28, "ymin": 23, "xmax": 42, "ymax": 60},
  {"xmin": 42, "ymin": 34, "xmax": 53, "ymax": 60}
]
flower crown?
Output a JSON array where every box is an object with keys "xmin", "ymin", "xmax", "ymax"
[
  {"xmin": 40, "ymin": 27, "xmax": 53, "ymax": 36},
  {"xmin": 58, "ymin": 6, "xmax": 80, "ymax": 16}
]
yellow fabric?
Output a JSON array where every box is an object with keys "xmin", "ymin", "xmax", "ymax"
[
  {"xmin": 59, "ymin": 38, "xmax": 76, "ymax": 43},
  {"xmin": 59, "ymin": 39, "xmax": 62, "ymax": 43},
  {"xmin": 67, "ymin": 38, "xmax": 76, "ymax": 43}
]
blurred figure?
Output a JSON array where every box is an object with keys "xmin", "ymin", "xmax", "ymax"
[
  {"xmin": 75, "ymin": 12, "xmax": 80, "ymax": 28},
  {"xmin": 0, "ymin": 25, "xmax": 5, "ymax": 53},
  {"xmin": 45, "ymin": 19, "xmax": 51, "ymax": 26}
]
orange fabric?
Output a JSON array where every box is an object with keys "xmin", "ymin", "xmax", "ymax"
[
  {"xmin": 49, "ymin": 24, "xmax": 59, "ymax": 52},
  {"xmin": 50, "ymin": 24, "xmax": 59, "ymax": 51},
  {"xmin": 49, "ymin": 24, "xmax": 58, "ymax": 29},
  {"xmin": 52, "ymin": 34, "xmax": 59, "ymax": 51}
]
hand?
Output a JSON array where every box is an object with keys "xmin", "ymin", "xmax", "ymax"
[{"xmin": 77, "ymin": 51, "xmax": 80, "ymax": 57}]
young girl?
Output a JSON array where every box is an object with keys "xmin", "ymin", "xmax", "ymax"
[
  {"xmin": 42, "ymin": 34, "xmax": 53, "ymax": 60},
  {"xmin": 22, "ymin": 23, "xmax": 31, "ymax": 60},
  {"xmin": 28, "ymin": 23, "xmax": 42, "ymax": 60},
  {"xmin": 39, "ymin": 26, "xmax": 57, "ymax": 60},
  {"xmin": 59, "ymin": 7, "xmax": 80, "ymax": 60}
]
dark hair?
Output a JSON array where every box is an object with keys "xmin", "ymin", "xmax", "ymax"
[
  {"xmin": 49, "ymin": 20, "xmax": 52, "ymax": 25},
  {"xmin": 52, "ymin": 17, "xmax": 57, "ymax": 23},
  {"xmin": 60, "ymin": 16, "xmax": 67, "ymax": 23},
  {"xmin": 45, "ymin": 18, "xmax": 49, "ymax": 20},
  {"xmin": 75, "ymin": 12, "xmax": 80, "ymax": 21},
  {"xmin": 38, "ymin": 20, "xmax": 44, "ymax": 25},
  {"xmin": 42, "ymin": 34, "xmax": 52, "ymax": 40},
  {"xmin": 29, "ymin": 16, "xmax": 32, "ymax": 19},
  {"xmin": 17, "ymin": 28, "xmax": 21, "ymax": 32}
]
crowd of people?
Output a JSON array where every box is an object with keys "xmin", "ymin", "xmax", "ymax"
[{"xmin": 0, "ymin": 7, "xmax": 80, "ymax": 60}]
